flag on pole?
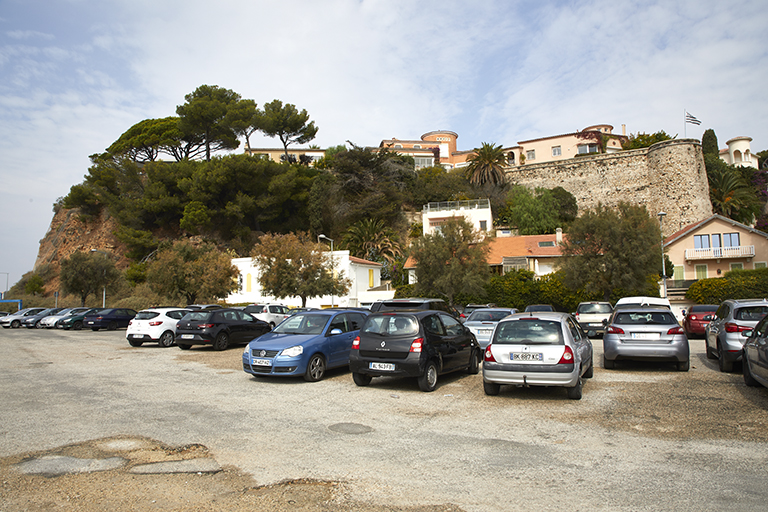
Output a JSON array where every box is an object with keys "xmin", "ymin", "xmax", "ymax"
[{"xmin": 685, "ymin": 111, "xmax": 701, "ymax": 125}]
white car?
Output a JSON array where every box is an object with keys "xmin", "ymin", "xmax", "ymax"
[
  {"xmin": 39, "ymin": 307, "xmax": 91, "ymax": 329},
  {"xmin": 243, "ymin": 303, "xmax": 290, "ymax": 328},
  {"xmin": 126, "ymin": 307, "xmax": 191, "ymax": 347}
]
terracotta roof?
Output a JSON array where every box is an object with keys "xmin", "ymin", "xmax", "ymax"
[{"xmin": 349, "ymin": 255, "xmax": 382, "ymax": 267}]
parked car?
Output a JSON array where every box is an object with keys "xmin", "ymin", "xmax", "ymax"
[
  {"xmin": 459, "ymin": 303, "xmax": 497, "ymax": 322},
  {"xmin": 83, "ymin": 308, "xmax": 137, "ymax": 331},
  {"xmin": 243, "ymin": 309, "xmax": 369, "ymax": 381},
  {"xmin": 743, "ymin": 315, "xmax": 768, "ymax": 389},
  {"xmin": 368, "ymin": 298, "xmax": 455, "ymax": 315},
  {"xmin": 176, "ymin": 308, "xmax": 270, "ymax": 351},
  {"xmin": 243, "ymin": 303, "xmax": 290, "ymax": 328},
  {"xmin": 682, "ymin": 304, "xmax": 718, "ymax": 338},
  {"xmin": 706, "ymin": 299, "xmax": 768, "ymax": 372},
  {"xmin": 573, "ymin": 301, "xmax": 613, "ymax": 336},
  {"xmin": 126, "ymin": 307, "xmax": 192, "ymax": 347},
  {"xmin": 0, "ymin": 311, "xmax": 9, "ymax": 317},
  {"xmin": 463, "ymin": 308, "xmax": 518, "ymax": 349},
  {"xmin": 186, "ymin": 304, "xmax": 222, "ymax": 310},
  {"xmin": 482, "ymin": 312, "xmax": 593, "ymax": 400},
  {"xmin": 39, "ymin": 307, "xmax": 91, "ymax": 329},
  {"xmin": 21, "ymin": 308, "xmax": 64, "ymax": 328},
  {"xmin": 614, "ymin": 296, "xmax": 671, "ymax": 308},
  {"xmin": 603, "ymin": 307, "xmax": 689, "ymax": 371},
  {"xmin": 57, "ymin": 308, "xmax": 104, "ymax": 330},
  {"xmin": 524, "ymin": 304, "xmax": 555, "ymax": 313},
  {"xmin": 349, "ymin": 310, "xmax": 481, "ymax": 392},
  {"xmin": 0, "ymin": 308, "xmax": 46, "ymax": 328}
]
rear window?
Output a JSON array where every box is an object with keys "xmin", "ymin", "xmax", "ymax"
[
  {"xmin": 185, "ymin": 311, "xmax": 213, "ymax": 322},
  {"xmin": 135, "ymin": 311, "xmax": 160, "ymax": 320},
  {"xmin": 734, "ymin": 306, "xmax": 768, "ymax": 321},
  {"xmin": 690, "ymin": 305, "xmax": 717, "ymax": 313},
  {"xmin": 363, "ymin": 315, "xmax": 419, "ymax": 336},
  {"xmin": 614, "ymin": 312, "xmax": 677, "ymax": 324},
  {"xmin": 493, "ymin": 319, "xmax": 563, "ymax": 345},
  {"xmin": 577, "ymin": 303, "xmax": 612, "ymax": 314},
  {"xmin": 468, "ymin": 310, "xmax": 512, "ymax": 322}
]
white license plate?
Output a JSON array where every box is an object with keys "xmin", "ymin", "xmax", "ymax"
[
  {"xmin": 589, "ymin": 323, "xmax": 602, "ymax": 327},
  {"xmin": 478, "ymin": 329, "xmax": 492, "ymax": 334},
  {"xmin": 180, "ymin": 334, "xmax": 194, "ymax": 340},
  {"xmin": 511, "ymin": 352, "xmax": 543, "ymax": 361},
  {"xmin": 252, "ymin": 358, "xmax": 271, "ymax": 367},
  {"xmin": 130, "ymin": 334, "xmax": 143, "ymax": 339},
  {"xmin": 631, "ymin": 332, "xmax": 660, "ymax": 340},
  {"xmin": 369, "ymin": 362, "xmax": 395, "ymax": 371},
  {"xmin": 87, "ymin": 321, "xmax": 94, "ymax": 325}
]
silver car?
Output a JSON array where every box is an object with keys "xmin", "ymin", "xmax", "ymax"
[
  {"xmin": 464, "ymin": 308, "xmax": 518, "ymax": 348},
  {"xmin": 482, "ymin": 312, "xmax": 593, "ymax": 400},
  {"xmin": 603, "ymin": 307, "xmax": 689, "ymax": 371},
  {"xmin": 743, "ymin": 315, "xmax": 768, "ymax": 389},
  {"xmin": 706, "ymin": 299, "xmax": 768, "ymax": 373}
]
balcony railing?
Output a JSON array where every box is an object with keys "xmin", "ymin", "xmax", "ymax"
[
  {"xmin": 423, "ymin": 199, "xmax": 490, "ymax": 212},
  {"xmin": 684, "ymin": 245, "xmax": 755, "ymax": 260}
]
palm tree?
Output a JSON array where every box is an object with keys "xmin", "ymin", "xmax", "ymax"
[
  {"xmin": 708, "ymin": 167, "xmax": 759, "ymax": 223},
  {"xmin": 341, "ymin": 219, "xmax": 403, "ymax": 263},
  {"xmin": 465, "ymin": 142, "xmax": 507, "ymax": 186}
]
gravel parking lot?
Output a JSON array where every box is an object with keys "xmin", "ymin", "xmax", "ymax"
[{"xmin": 1, "ymin": 327, "xmax": 768, "ymax": 511}]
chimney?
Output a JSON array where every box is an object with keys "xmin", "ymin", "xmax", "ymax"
[
  {"xmin": 622, "ymin": 124, "xmax": 626, "ymax": 136},
  {"xmin": 556, "ymin": 228, "xmax": 562, "ymax": 244}
]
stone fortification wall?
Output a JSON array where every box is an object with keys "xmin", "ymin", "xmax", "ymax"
[{"xmin": 505, "ymin": 139, "xmax": 712, "ymax": 236}]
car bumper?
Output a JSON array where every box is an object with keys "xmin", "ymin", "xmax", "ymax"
[
  {"xmin": 603, "ymin": 337, "xmax": 689, "ymax": 362},
  {"xmin": 176, "ymin": 333, "xmax": 213, "ymax": 345},
  {"xmin": 349, "ymin": 352, "xmax": 425, "ymax": 378},
  {"xmin": 242, "ymin": 354, "xmax": 304, "ymax": 376},
  {"xmin": 578, "ymin": 322, "xmax": 606, "ymax": 334},
  {"xmin": 483, "ymin": 362, "xmax": 578, "ymax": 387},
  {"xmin": 127, "ymin": 333, "xmax": 159, "ymax": 342}
]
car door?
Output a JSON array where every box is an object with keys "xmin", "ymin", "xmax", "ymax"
[
  {"xmin": 422, "ymin": 314, "xmax": 448, "ymax": 369},
  {"xmin": 438, "ymin": 313, "xmax": 471, "ymax": 371},
  {"xmin": 566, "ymin": 316, "xmax": 592, "ymax": 374},
  {"xmin": 707, "ymin": 303, "xmax": 729, "ymax": 352}
]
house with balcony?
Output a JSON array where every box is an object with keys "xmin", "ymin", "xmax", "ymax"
[
  {"xmin": 664, "ymin": 214, "xmax": 768, "ymax": 291},
  {"xmin": 421, "ymin": 199, "xmax": 493, "ymax": 236}
]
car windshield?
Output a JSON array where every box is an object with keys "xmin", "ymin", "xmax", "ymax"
[
  {"xmin": 614, "ymin": 312, "xmax": 677, "ymax": 324},
  {"xmin": 578, "ymin": 303, "xmax": 612, "ymax": 314},
  {"xmin": 272, "ymin": 314, "xmax": 329, "ymax": 335},
  {"xmin": 362, "ymin": 315, "xmax": 419, "ymax": 336},
  {"xmin": 734, "ymin": 306, "xmax": 768, "ymax": 321},
  {"xmin": 493, "ymin": 319, "xmax": 563, "ymax": 345},
  {"xmin": 468, "ymin": 310, "xmax": 511, "ymax": 322},
  {"xmin": 135, "ymin": 311, "xmax": 160, "ymax": 320},
  {"xmin": 54, "ymin": 308, "xmax": 73, "ymax": 316}
]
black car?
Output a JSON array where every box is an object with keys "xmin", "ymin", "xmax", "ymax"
[
  {"xmin": 349, "ymin": 310, "xmax": 481, "ymax": 392},
  {"xmin": 83, "ymin": 308, "xmax": 137, "ymax": 331},
  {"xmin": 176, "ymin": 308, "xmax": 270, "ymax": 351},
  {"xmin": 369, "ymin": 298, "xmax": 455, "ymax": 314}
]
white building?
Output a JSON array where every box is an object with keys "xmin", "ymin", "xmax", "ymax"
[
  {"xmin": 422, "ymin": 198, "xmax": 493, "ymax": 236},
  {"xmin": 719, "ymin": 136, "xmax": 759, "ymax": 169},
  {"xmin": 227, "ymin": 251, "xmax": 395, "ymax": 308}
]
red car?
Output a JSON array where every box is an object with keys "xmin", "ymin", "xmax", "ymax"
[{"xmin": 683, "ymin": 304, "xmax": 718, "ymax": 337}]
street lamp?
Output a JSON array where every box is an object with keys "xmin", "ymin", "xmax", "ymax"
[
  {"xmin": 658, "ymin": 212, "xmax": 667, "ymax": 299},
  {"xmin": 318, "ymin": 234, "xmax": 335, "ymax": 308},
  {"xmin": 90, "ymin": 249, "xmax": 109, "ymax": 307}
]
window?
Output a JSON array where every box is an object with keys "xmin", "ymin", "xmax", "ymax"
[
  {"xmin": 694, "ymin": 234, "xmax": 710, "ymax": 249},
  {"xmin": 538, "ymin": 241, "xmax": 555, "ymax": 247},
  {"xmin": 507, "ymin": 152, "xmax": 515, "ymax": 165},
  {"xmin": 695, "ymin": 264, "xmax": 708, "ymax": 279},
  {"xmin": 413, "ymin": 144, "xmax": 421, "ymax": 148},
  {"xmin": 414, "ymin": 157, "xmax": 433, "ymax": 168},
  {"xmin": 723, "ymin": 233, "xmax": 740, "ymax": 247},
  {"xmin": 755, "ymin": 262, "xmax": 767, "ymax": 269},
  {"xmin": 394, "ymin": 144, "xmax": 402, "ymax": 148},
  {"xmin": 526, "ymin": 150, "xmax": 535, "ymax": 161},
  {"xmin": 552, "ymin": 146, "xmax": 561, "ymax": 157},
  {"xmin": 479, "ymin": 220, "xmax": 487, "ymax": 231},
  {"xmin": 731, "ymin": 263, "xmax": 744, "ymax": 271},
  {"xmin": 577, "ymin": 144, "xmax": 598, "ymax": 154}
]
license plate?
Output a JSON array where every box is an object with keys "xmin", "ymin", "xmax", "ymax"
[
  {"xmin": 87, "ymin": 321, "xmax": 94, "ymax": 325},
  {"xmin": 369, "ymin": 362, "xmax": 395, "ymax": 371},
  {"xmin": 478, "ymin": 329, "xmax": 492, "ymax": 334},
  {"xmin": 589, "ymin": 323, "xmax": 602, "ymax": 327},
  {"xmin": 631, "ymin": 332, "xmax": 660, "ymax": 340},
  {"xmin": 511, "ymin": 352, "xmax": 543, "ymax": 361},
  {"xmin": 180, "ymin": 334, "xmax": 194, "ymax": 340},
  {"xmin": 131, "ymin": 334, "xmax": 143, "ymax": 339},
  {"xmin": 252, "ymin": 358, "xmax": 271, "ymax": 367}
]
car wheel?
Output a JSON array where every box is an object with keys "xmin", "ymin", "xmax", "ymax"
[
  {"xmin": 744, "ymin": 357, "xmax": 759, "ymax": 387},
  {"xmin": 677, "ymin": 359, "xmax": 690, "ymax": 371},
  {"xmin": 566, "ymin": 376, "xmax": 583, "ymax": 400},
  {"xmin": 466, "ymin": 350, "xmax": 480, "ymax": 374},
  {"xmin": 583, "ymin": 355, "xmax": 594, "ymax": 378},
  {"xmin": 11, "ymin": 320, "xmax": 20, "ymax": 328},
  {"xmin": 128, "ymin": 338, "xmax": 143, "ymax": 347},
  {"xmin": 107, "ymin": 321, "xmax": 118, "ymax": 331},
  {"xmin": 353, "ymin": 372, "xmax": 372, "ymax": 386},
  {"xmin": 178, "ymin": 344, "xmax": 191, "ymax": 350},
  {"xmin": 158, "ymin": 331, "xmax": 175, "ymax": 348},
  {"xmin": 718, "ymin": 343, "xmax": 734, "ymax": 373},
  {"xmin": 35, "ymin": 321, "xmax": 44, "ymax": 329},
  {"xmin": 603, "ymin": 356, "xmax": 615, "ymax": 369},
  {"xmin": 304, "ymin": 354, "xmax": 326, "ymax": 382},
  {"xmin": 72, "ymin": 321, "xmax": 83, "ymax": 331},
  {"xmin": 213, "ymin": 332, "xmax": 229, "ymax": 351},
  {"xmin": 418, "ymin": 361, "xmax": 439, "ymax": 392},
  {"xmin": 483, "ymin": 380, "xmax": 500, "ymax": 396}
]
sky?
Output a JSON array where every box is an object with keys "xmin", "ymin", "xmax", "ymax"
[{"xmin": 1, "ymin": 0, "xmax": 766, "ymax": 291}]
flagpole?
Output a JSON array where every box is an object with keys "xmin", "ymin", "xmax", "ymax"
[{"xmin": 684, "ymin": 109, "xmax": 687, "ymax": 138}]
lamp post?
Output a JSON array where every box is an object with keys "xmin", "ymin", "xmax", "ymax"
[
  {"xmin": 658, "ymin": 212, "xmax": 667, "ymax": 299},
  {"xmin": 318, "ymin": 234, "xmax": 334, "ymax": 308},
  {"xmin": 90, "ymin": 249, "xmax": 109, "ymax": 307}
]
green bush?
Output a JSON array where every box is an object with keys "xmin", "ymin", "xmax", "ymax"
[{"xmin": 685, "ymin": 268, "xmax": 768, "ymax": 304}]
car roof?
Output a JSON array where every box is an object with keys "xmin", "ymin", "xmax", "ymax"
[
  {"xmin": 615, "ymin": 296, "xmax": 671, "ymax": 307},
  {"xmin": 612, "ymin": 307, "xmax": 674, "ymax": 313},
  {"xmin": 727, "ymin": 298, "xmax": 768, "ymax": 305},
  {"xmin": 503, "ymin": 311, "xmax": 569, "ymax": 321}
]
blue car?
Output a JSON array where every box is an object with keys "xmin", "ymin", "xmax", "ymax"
[{"xmin": 243, "ymin": 309, "xmax": 369, "ymax": 382}]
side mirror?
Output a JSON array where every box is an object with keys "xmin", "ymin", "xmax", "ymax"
[{"xmin": 330, "ymin": 328, "xmax": 342, "ymax": 335}]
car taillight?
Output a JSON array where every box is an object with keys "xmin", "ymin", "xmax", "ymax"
[
  {"xmin": 352, "ymin": 336, "xmax": 360, "ymax": 349},
  {"xmin": 667, "ymin": 326, "xmax": 684, "ymax": 335},
  {"xmin": 198, "ymin": 323, "xmax": 215, "ymax": 329},
  {"xmin": 558, "ymin": 346, "xmax": 574, "ymax": 364},
  {"xmin": 725, "ymin": 322, "xmax": 751, "ymax": 333},
  {"xmin": 607, "ymin": 325, "xmax": 624, "ymax": 334},
  {"xmin": 128, "ymin": 320, "xmax": 133, "ymax": 326},
  {"xmin": 409, "ymin": 338, "xmax": 424, "ymax": 352},
  {"xmin": 149, "ymin": 321, "xmax": 162, "ymax": 326},
  {"xmin": 484, "ymin": 345, "xmax": 496, "ymax": 362},
  {"xmin": 689, "ymin": 315, "xmax": 698, "ymax": 321}
]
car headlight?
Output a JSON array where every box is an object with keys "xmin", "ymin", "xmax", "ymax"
[
  {"xmin": 280, "ymin": 345, "xmax": 303, "ymax": 358},
  {"xmin": 243, "ymin": 346, "xmax": 250, "ymax": 357}
]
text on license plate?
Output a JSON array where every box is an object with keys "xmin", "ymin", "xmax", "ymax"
[
  {"xmin": 180, "ymin": 334, "xmax": 194, "ymax": 339},
  {"xmin": 511, "ymin": 352, "xmax": 543, "ymax": 361},
  {"xmin": 252, "ymin": 358, "xmax": 271, "ymax": 367},
  {"xmin": 631, "ymin": 332, "xmax": 660, "ymax": 340},
  {"xmin": 478, "ymin": 329, "xmax": 492, "ymax": 334},
  {"xmin": 369, "ymin": 362, "xmax": 395, "ymax": 371}
]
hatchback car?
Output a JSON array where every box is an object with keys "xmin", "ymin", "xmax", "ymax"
[
  {"xmin": 463, "ymin": 308, "xmax": 518, "ymax": 349},
  {"xmin": 368, "ymin": 298, "xmax": 454, "ymax": 315},
  {"xmin": 482, "ymin": 312, "xmax": 593, "ymax": 400},
  {"xmin": 127, "ymin": 307, "xmax": 192, "ymax": 347},
  {"xmin": 524, "ymin": 304, "xmax": 555, "ymax": 313},
  {"xmin": 706, "ymin": 299, "xmax": 768, "ymax": 372},
  {"xmin": 0, "ymin": 308, "xmax": 46, "ymax": 328},
  {"xmin": 84, "ymin": 308, "xmax": 137, "ymax": 331},
  {"xmin": 682, "ymin": 304, "xmax": 718, "ymax": 338},
  {"xmin": 743, "ymin": 315, "xmax": 768, "ymax": 389},
  {"xmin": 57, "ymin": 308, "xmax": 104, "ymax": 330},
  {"xmin": 21, "ymin": 308, "xmax": 64, "ymax": 328},
  {"xmin": 39, "ymin": 307, "xmax": 91, "ymax": 329},
  {"xmin": 243, "ymin": 309, "xmax": 369, "ymax": 381},
  {"xmin": 349, "ymin": 310, "xmax": 481, "ymax": 392},
  {"xmin": 603, "ymin": 307, "xmax": 689, "ymax": 371},
  {"xmin": 176, "ymin": 308, "xmax": 270, "ymax": 351},
  {"xmin": 573, "ymin": 301, "xmax": 613, "ymax": 336},
  {"xmin": 243, "ymin": 303, "xmax": 290, "ymax": 328},
  {"xmin": 459, "ymin": 303, "xmax": 497, "ymax": 322}
]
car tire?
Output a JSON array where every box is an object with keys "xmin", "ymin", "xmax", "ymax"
[
  {"xmin": 744, "ymin": 357, "xmax": 759, "ymax": 387},
  {"xmin": 35, "ymin": 321, "xmax": 43, "ymax": 329},
  {"xmin": 483, "ymin": 380, "xmax": 500, "ymax": 396},
  {"xmin": 352, "ymin": 372, "xmax": 372, "ymax": 386},
  {"xmin": 158, "ymin": 331, "xmax": 175, "ymax": 348},
  {"xmin": 128, "ymin": 338, "xmax": 143, "ymax": 347},
  {"xmin": 304, "ymin": 354, "xmax": 326, "ymax": 382},
  {"xmin": 566, "ymin": 376, "xmax": 583, "ymax": 400},
  {"xmin": 178, "ymin": 344, "xmax": 191, "ymax": 350},
  {"xmin": 418, "ymin": 361, "xmax": 439, "ymax": 392},
  {"xmin": 107, "ymin": 321, "xmax": 118, "ymax": 331},
  {"xmin": 72, "ymin": 321, "xmax": 83, "ymax": 331},
  {"xmin": 603, "ymin": 356, "xmax": 615, "ymax": 369},
  {"xmin": 213, "ymin": 332, "xmax": 229, "ymax": 351},
  {"xmin": 583, "ymin": 356, "xmax": 594, "ymax": 378},
  {"xmin": 466, "ymin": 350, "xmax": 480, "ymax": 374},
  {"xmin": 718, "ymin": 343, "xmax": 734, "ymax": 373},
  {"xmin": 11, "ymin": 320, "xmax": 20, "ymax": 328},
  {"xmin": 677, "ymin": 359, "xmax": 690, "ymax": 371}
]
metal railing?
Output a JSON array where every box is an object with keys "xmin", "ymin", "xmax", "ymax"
[
  {"xmin": 684, "ymin": 245, "xmax": 755, "ymax": 260},
  {"xmin": 423, "ymin": 199, "xmax": 490, "ymax": 212}
]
